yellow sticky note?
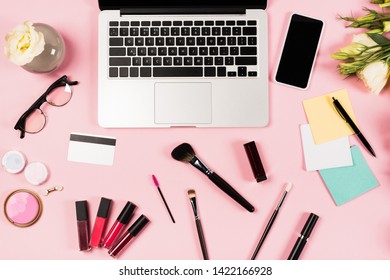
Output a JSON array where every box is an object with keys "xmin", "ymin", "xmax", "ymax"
[{"xmin": 303, "ymin": 89, "xmax": 357, "ymax": 144}]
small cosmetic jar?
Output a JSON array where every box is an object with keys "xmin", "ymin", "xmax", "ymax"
[
  {"xmin": 24, "ymin": 162, "xmax": 49, "ymax": 185},
  {"xmin": 2, "ymin": 150, "xmax": 26, "ymax": 174},
  {"xmin": 4, "ymin": 189, "xmax": 43, "ymax": 227}
]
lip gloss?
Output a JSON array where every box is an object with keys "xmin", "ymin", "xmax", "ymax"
[
  {"xmin": 90, "ymin": 197, "xmax": 112, "ymax": 248},
  {"xmin": 108, "ymin": 214, "xmax": 150, "ymax": 258},
  {"xmin": 75, "ymin": 200, "xmax": 91, "ymax": 251},
  {"xmin": 103, "ymin": 201, "xmax": 136, "ymax": 248}
]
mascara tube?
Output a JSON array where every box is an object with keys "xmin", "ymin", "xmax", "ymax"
[{"xmin": 287, "ymin": 213, "xmax": 319, "ymax": 260}]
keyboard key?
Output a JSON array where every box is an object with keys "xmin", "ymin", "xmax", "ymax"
[
  {"xmin": 210, "ymin": 47, "xmax": 218, "ymax": 56},
  {"xmin": 151, "ymin": 28, "xmax": 159, "ymax": 36},
  {"xmin": 216, "ymin": 21, "xmax": 224, "ymax": 26},
  {"xmin": 196, "ymin": 37, "xmax": 206, "ymax": 45},
  {"xmin": 184, "ymin": 57, "xmax": 193, "ymax": 65},
  {"xmin": 226, "ymin": 21, "xmax": 235, "ymax": 26},
  {"xmin": 217, "ymin": 67, "xmax": 226, "ymax": 77},
  {"xmin": 120, "ymin": 67, "xmax": 128, "ymax": 77},
  {"xmin": 109, "ymin": 47, "xmax": 126, "ymax": 56},
  {"xmin": 243, "ymin": 27, "xmax": 257, "ymax": 35},
  {"xmin": 125, "ymin": 38, "xmax": 134, "ymax": 46},
  {"xmin": 230, "ymin": 47, "xmax": 239, "ymax": 55},
  {"xmin": 166, "ymin": 37, "xmax": 175, "ymax": 45},
  {"xmin": 162, "ymin": 21, "xmax": 172, "ymax": 26},
  {"xmin": 176, "ymin": 37, "xmax": 185, "ymax": 46},
  {"xmin": 163, "ymin": 57, "xmax": 172, "ymax": 65},
  {"xmin": 140, "ymin": 67, "xmax": 152, "ymax": 77},
  {"xmin": 173, "ymin": 21, "xmax": 182, "ymax": 26},
  {"xmin": 154, "ymin": 67, "xmax": 203, "ymax": 77},
  {"xmin": 109, "ymin": 28, "xmax": 118, "ymax": 36},
  {"xmin": 238, "ymin": 37, "xmax": 247, "ymax": 45},
  {"xmin": 248, "ymin": 37, "xmax": 257, "ymax": 45},
  {"xmin": 217, "ymin": 37, "xmax": 226, "ymax": 46},
  {"xmin": 153, "ymin": 57, "xmax": 162, "ymax": 66},
  {"xmin": 228, "ymin": 37, "xmax": 236, "ymax": 45},
  {"xmin": 194, "ymin": 21, "xmax": 203, "ymax": 26},
  {"xmin": 179, "ymin": 47, "xmax": 188, "ymax": 56},
  {"xmin": 148, "ymin": 47, "xmax": 157, "ymax": 56},
  {"xmin": 215, "ymin": 57, "xmax": 223, "ymax": 65},
  {"xmin": 171, "ymin": 27, "xmax": 180, "ymax": 36},
  {"xmin": 225, "ymin": 57, "xmax": 234, "ymax": 65},
  {"xmin": 205, "ymin": 57, "xmax": 213, "ymax": 65},
  {"xmin": 181, "ymin": 27, "xmax": 190, "ymax": 36},
  {"xmin": 238, "ymin": 66, "xmax": 247, "ymax": 76},
  {"xmin": 131, "ymin": 21, "xmax": 140, "ymax": 26},
  {"xmin": 152, "ymin": 21, "xmax": 161, "ymax": 26},
  {"xmin": 237, "ymin": 20, "xmax": 246, "ymax": 26},
  {"xmin": 174, "ymin": 57, "xmax": 183, "ymax": 65},
  {"xmin": 133, "ymin": 57, "xmax": 142, "ymax": 66},
  {"xmin": 109, "ymin": 57, "xmax": 131, "ymax": 66},
  {"xmin": 228, "ymin": 71, "xmax": 237, "ymax": 77},
  {"xmin": 127, "ymin": 47, "xmax": 136, "ymax": 56},
  {"xmin": 158, "ymin": 47, "xmax": 167, "ymax": 56},
  {"xmin": 168, "ymin": 47, "xmax": 177, "ymax": 56},
  {"xmin": 199, "ymin": 47, "xmax": 208, "ymax": 55},
  {"xmin": 202, "ymin": 27, "xmax": 210, "ymax": 36},
  {"xmin": 184, "ymin": 21, "xmax": 193, "ymax": 26},
  {"xmin": 233, "ymin": 27, "xmax": 241, "ymax": 35},
  {"xmin": 191, "ymin": 27, "xmax": 201, "ymax": 36},
  {"xmin": 240, "ymin": 47, "xmax": 257, "ymax": 55},
  {"xmin": 186, "ymin": 37, "xmax": 196, "ymax": 46},
  {"xmin": 212, "ymin": 27, "xmax": 221, "ymax": 36},
  {"xmin": 143, "ymin": 57, "xmax": 152, "ymax": 66},
  {"xmin": 222, "ymin": 27, "xmax": 231, "ymax": 35},
  {"xmin": 109, "ymin": 21, "xmax": 119, "ymax": 26},
  {"xmin": 145, "ymin": 38, "xmax": 154, "ymax": 46},
  {"xmin": 207, "ymin": 37, "xmax": 216, "ymax": 45},
  {"xmin": 156, "ymin": 37, "xmax": 165, "ymax": 46},
  {"xmin": 109, "ymin": 38, "xmax": 123, "ymax": 46},
  {"xmin": 120, "ymin": 28, "xmax": 128, "ymax": 36},
  {"xmin": 205, "ymin": 67, "xmax": 216, "ymax": 77},
  {"xmin": 205, "ymin": 21, "xmax": 214, "ymax": 26},
  {"xmin": 189, "ymin": 47, "xmax": 198, "ymax": 55},
  {"xmin": 135, "ymin": 38, "xmax": 144, "ymax": 46},
  {"xmin": 130, "ymin": 67, "xmax": 139, "ymax": 77},
  {"xmin": 194, "ymin": 57, "xmax": 203, "ymax": 65},
  {"xmin": 220, "ymin": 47, "xmax": 229, "ymax": 55},
  {"xmin": 248, "ymin": 20, "xmax": 257, "ymax": 25},
  {"xmin": 140, "ymin": 28, "xmax": 149, "ymax": 36},
  {"xmin": 138, "ymin": 47, "xmax": 147, "ymax": 56},
  {"xmin": 248, "ymin": 71, "xmax": 258, "ymax": 77},
  {"xmin": 109, "ymin": 67, "xmax": 118, "ymax": 77},
  {"xmin": 235, "ymin": 57, "xmax": 257, "ymax": 65},
  {"xmin": 141, "ymin": 21, "xmax": 150, "ymax": 26},
  {"xmin": 130, "ymin": 28, "xmax": 139, "ymax": 36},
  {"xmin": 161, "ymin": 28, "xmax": 170, "ymax": 36}
]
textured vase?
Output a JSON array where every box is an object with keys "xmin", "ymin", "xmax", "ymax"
[{"xmin": 22, "ymin": 23, "xmax": 65, "ymax": 73}]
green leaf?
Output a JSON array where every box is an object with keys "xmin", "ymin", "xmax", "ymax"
[{"xmin": 367, "ymin": 33, "xmax": 390, "ymax": 45}]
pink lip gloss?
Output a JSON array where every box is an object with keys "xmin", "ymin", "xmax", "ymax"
[
  {"xmin": 103, "ymin": 201, "xmax": 136, "ymax": 248},
  {"xmin": 108, "ymin": 215, "xmax": 150, "ymax": 258},
  {"xmin": 90, "ymin": 197, "xmax": 112, "ymax": 248}
]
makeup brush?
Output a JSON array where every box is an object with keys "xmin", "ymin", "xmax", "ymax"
[
  {"xmin": 188, "ymin": 189, "xmax": 209, "ymax": 260},
  {"xmin": 172, "ymin": 143, "xmax": 254, "ymax": 213},
  {"xmin": 152, "ymin": 175, "xmax": 175, "ymax": 223},
  {"xmin": 251, "ymin": 182, "xmax": 293, "ymax": 260}
]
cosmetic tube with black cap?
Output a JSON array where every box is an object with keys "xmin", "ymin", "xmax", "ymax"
[
  {"xmin": 108, "ymin": 215, "xmax": 150, "ymax": 258},
  {"xmin": 287, "ymin": 213, "xmax": 319, "ymax": 260}
]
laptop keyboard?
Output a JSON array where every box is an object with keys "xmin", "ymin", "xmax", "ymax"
[{"xmin": 108, "ymin": 20, "xmax": 258, "ymax": 78}]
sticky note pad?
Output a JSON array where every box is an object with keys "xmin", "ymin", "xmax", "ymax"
[
  {"xmin": 67, "ymin": 133, "xmax": 116, "ymax": 166},
  {"xmin": 300, "ymin": 124, "xmax": 352, "ymax": 171},
  {"xmin": 319, "ymin": 146, "xmax": 379, "ymax": 206},
  {"xmin": 303, "ymin": 89, "xmax": 357, "ymax": 144}
]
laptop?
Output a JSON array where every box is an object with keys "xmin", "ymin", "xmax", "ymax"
[{"xmin": 97, "ymin": 0, "xmax": 268, "ymax": 128}]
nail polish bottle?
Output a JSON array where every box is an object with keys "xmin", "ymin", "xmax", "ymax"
[
  {"xmin": 103, "ymin": 201, "xmax": 136, "ymax": 248},
  {"xmin": 90, "ymin": 197, "xmax": 112, "ymax": 248},
  {"xmin": 108, "ymin": 215, "xmax": 150, "ymax": 258},
  {"xmin": 75, "ymin": 200, "xmax": 91, "ymax": 251}
]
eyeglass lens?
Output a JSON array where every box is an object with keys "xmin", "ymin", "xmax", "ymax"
[{"xmin": 23, "ymin": 85, "xmax": 72, "ymax": 134}]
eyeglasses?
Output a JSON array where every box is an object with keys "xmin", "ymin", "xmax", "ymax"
[{"xmin": 14, "ymin": 75, "xmax": 78, "ymax": 139}]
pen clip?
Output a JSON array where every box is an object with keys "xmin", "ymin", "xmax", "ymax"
[{"xmin": 332, "ymin": 97, "xmax": 347, "ymax": 123}]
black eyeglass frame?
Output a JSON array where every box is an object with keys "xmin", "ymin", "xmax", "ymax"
[{"xmin": 14, "ymin": 75, "xmax": 78, "ymax": 139}]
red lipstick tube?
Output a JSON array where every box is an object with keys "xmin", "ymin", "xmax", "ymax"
[
  {"xmin": 103, "ymin": 201, "xmax": 136, "ymax": 248},
  {"xmin": 108, "ymin": 214, "xmax": 150, "ymax": 258},
  {"xmin": 75, "ymin": 200, "xmax": 91, "ymax": 251},
  {"xmin": 90, "ymin": 197, "xmax": 112, "ymax": 248}
]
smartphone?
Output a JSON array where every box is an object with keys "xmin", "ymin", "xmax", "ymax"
[{"xmin": 275, "ymin": 14, "xmax": 324, "ymax": 90}]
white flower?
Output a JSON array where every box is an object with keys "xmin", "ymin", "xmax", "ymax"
[
  {"xmin": 357, "ymin": 60, "xmax": 390, "ymax": 95},
  {"xmin": 4, "ymin": 21, "xmax": 45, "ymax": 66}
]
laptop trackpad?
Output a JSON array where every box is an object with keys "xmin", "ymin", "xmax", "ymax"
[{"xmin": 154, "ymin": 83, "xmax": 212, "ymax": 124}]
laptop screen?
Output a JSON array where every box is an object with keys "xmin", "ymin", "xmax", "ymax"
[{"xmin": 99, "ymin": 0, "xmax": 267, "ymax": 10}]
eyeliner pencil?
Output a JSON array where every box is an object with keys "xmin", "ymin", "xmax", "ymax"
[
  {"xmin": 251, "ymin": 183, "xmax": 293, "ymax": 260},
  {"xmin": 152, "ymin": 175, "xmax": 175, "ymax": 223}
]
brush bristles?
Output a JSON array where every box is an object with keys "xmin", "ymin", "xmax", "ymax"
[
  {"xmin": 188, "ymin": 189, "xmax": 196, "ymax": 198},
  {"xmin": 171, "ymin": 143, "xmax": 196, "ymax": 162},
  {"xmin": 285, "ymin": 182, "xmax": 293, "ymax": 192}
]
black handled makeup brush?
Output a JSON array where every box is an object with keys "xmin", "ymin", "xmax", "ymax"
[
  {"xmin": 188, "ymin": 189, "xmax": 209, "ymax": 260},
  {"xmin": 251, "ymin": 182, "xmax": 293, "ymax": 260},
  {"xmin": 172, "ymin": 143, "xmax": 255, "ymax": 212}
]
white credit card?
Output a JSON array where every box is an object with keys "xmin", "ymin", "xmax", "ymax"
[{"xmin": 67, "ymin": 133, "xmax": 116, "ymax": 166}]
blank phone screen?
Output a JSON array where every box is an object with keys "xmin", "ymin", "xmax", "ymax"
[{"xmin": 275, "ymin": 14, "xmax": 323, "ymax": 89}]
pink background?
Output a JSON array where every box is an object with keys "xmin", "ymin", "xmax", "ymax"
[{"xmin": 1, "ymin": 0, "xmax": 390, "ymax": 260}]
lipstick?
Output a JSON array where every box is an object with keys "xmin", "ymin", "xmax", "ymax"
[
  {"xmin": 102, "ymin": 201, "xmax": 136, "ymax": 248},
  {"xmin": 90, "ymin": 197, "xmax": 112, "ymax": 248},
  {"xmin": 244, "ymin": 141, "xmax": 267, "ymax": 183},
  {"xmin": 108, "ymin": 214, "xmax": 150, "ymax": 258},
  {"xmin": 75, "ymin": 200, "xmax": 91, "ymax": 251},
  {"xmin": 287, "ymin": 213, "xmax": 319, "ymax": 260}
]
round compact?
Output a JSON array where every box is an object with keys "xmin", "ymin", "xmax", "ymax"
[
  {"xmin": 4, "ymin": 189, "xmax": 43, "ymax": 227},
  {"xmin": 2, "ymin": 150, "xmax": 26, "ymax": 174},
  {"xmin": 24, "ymin": 162, "xmax": 49, "ymax": 186}
]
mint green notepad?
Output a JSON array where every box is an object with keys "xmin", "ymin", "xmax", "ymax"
[{"xmin": 319, "ymin": 146, "xmax": 379, "ymax": 206}]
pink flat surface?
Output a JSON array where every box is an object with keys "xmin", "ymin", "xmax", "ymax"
[{"xmin": 1, "ymin": 0, "xmax": 390, "ymax": 260}]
